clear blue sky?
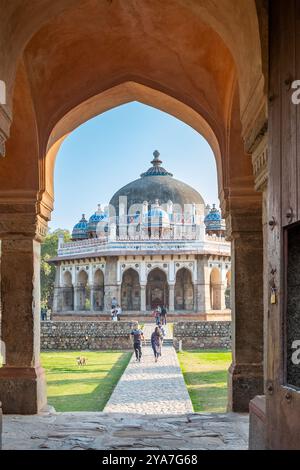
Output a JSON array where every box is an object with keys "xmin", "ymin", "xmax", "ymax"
[{"xmin": 50, "ymin": 102, "xmax": 219, "ymax": 232}]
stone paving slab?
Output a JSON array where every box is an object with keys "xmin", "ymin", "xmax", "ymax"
[
  {"xmin": 3, "ymin": 411, "xmax": 249, "ymax": 450},
  {"xmin": 104, "ymin": 322, "xmax": 192, "ymax": 415}
]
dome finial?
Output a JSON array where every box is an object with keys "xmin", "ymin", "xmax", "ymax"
[
  {"xmin": 151, "ymin": 150, "xmax": 162, "ymax": 167},
  {"xmin": 140, "ymin": 150, "xmax": 173, "ymax": 177}
]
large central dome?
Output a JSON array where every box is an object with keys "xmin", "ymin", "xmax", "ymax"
[{"xmin": 109, "ymin": 151, "xmax": 204, "ymax": 214}]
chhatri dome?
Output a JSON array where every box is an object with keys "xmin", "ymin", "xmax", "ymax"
[
  {"xmin": 204, "ymin": 204, "xmax": 225, "ymax": 233},
  {"xmin": 71, "ymin": 214, "xmax": 88, "ymax": 240},
  {"xmin": 109, "ymin": 150, "xmax": 205, "ymax": 215}
]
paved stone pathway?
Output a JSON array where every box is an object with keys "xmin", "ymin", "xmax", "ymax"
[
  {"xmin": 3, "ymin": 411, "xmax": 249, "ymax": 450},
  {"xmin": 104, "ymin": 323, "xmax": 193, "ymax": 415}
]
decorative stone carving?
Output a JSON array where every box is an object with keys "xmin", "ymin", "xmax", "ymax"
[
  {"xmin": 0, "ymin": 103, "xmax": 12, "ymax": 158},
  {"xmin": 251, "ymin": 133, "xmax": 268, "ymax": 192},
  {"xmin": 0, "ymin": 132, "xmax": 5, "ymax": 157}
]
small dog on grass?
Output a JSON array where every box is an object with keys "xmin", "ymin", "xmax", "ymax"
[{"xmin": 76, "ymin": 356, "xmax": 87, "ymax": 366}]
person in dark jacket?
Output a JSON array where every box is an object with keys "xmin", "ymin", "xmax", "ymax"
[
  {"xmin": 151, "ymin": 326, "xmax": 163, "ymax": 362},
  {"xmin": 160, "ymin": 305, "xmax": 167, "ymax": 325},
  {"xmin": 131, "ymin": 324, "xmax": 144, "ymax": 362}
]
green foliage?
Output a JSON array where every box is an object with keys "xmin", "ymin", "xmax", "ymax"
[{"xmin": 40, "ymin": 229, "xmax": 71, "ymax": 309}]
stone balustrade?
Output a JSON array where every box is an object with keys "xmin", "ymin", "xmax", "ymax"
[{"xmin": 57, "ymin": 236, "xmax": 230, "ymax": 257}]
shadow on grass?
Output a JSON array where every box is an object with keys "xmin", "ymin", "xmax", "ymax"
[
  {"xmin": 189, "ymin": 384, "xmax": 228, "ymax": 412},
  {"xmin": 183, "ymin": 370, "xmax": 227, "ymax": 386},
  {"xmin": 46, "ymin": 352, "xmax": 132, "ymax": 412}
]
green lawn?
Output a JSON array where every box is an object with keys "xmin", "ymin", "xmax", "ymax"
[
  {"xmin": 41, "ymin": 350, "xmax": 132, "ymax": 412},
  {"xmin": 178, "ymin": 349, "xmax": 231, "ymax": 413}
]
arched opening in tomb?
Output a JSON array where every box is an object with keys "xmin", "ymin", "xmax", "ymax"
[
  {"xmin": 121, "ymin": 268, "xmax": 141, "ymax": 311},
  {"xmin": 146, "ymin": 268, "xmax": 169, "ymax": 311},
  {"xmin": 62, "ymin": 271, "xmax": 74, "ymax": 311},
  {"xmin": 210, "ymin": 268, "xmax": 222, "ymax": 310},
  {"xmin": 93, "ymin": 269, "xmax": 104, "ymax": 311},
  {"xmin": 76, "ymin": 270, "xmax": 90, "ymax": 311},
  {"xmin": 174, "ymin": 268, "xmax": 194, "ymax": 311}
]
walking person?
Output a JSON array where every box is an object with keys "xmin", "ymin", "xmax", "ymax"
[
  {"xmin": 131, "ymin": 323, "xmax": 144, "ymax": 362},
  {"xmin": 111, "ymin": 296, "xmax": 117, "ymax": 309},
  {"xmin": 116, "ymin": 304, "xmax": 122, "ymax": 321},
  {"xmin": 151, "ymin": 326, "xmax": 163, "ymax": 363},
  {"xmin": 158, "ymin": 321, "xmax": 167, "ymax": 343},
  {"xmin": 155, "ymin": 306, "xmax": 161, "ymax": 325},
  {"xmin": 161, "ymin": 305, "xmax": 167, "ymax": 325},
  {"xmin": 111, "ymin": 306, "xmax": 117, "ymax": 321}
]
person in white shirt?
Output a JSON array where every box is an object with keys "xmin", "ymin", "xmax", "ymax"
[
  {"xmin": 116, "ymin": 305, "xmax": 122, "ymax": 321},
  {"xmin": 111, "ymin": 307, "xmax": 116, "ymax": 320}
]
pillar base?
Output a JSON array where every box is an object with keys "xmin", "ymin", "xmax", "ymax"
[
  {"xmin": 0, "ymin": 401, "xmax": 2, "ymax": 449},
  {"xmin": 0, "ymin": 366, "xmax": 47, "ymax": 414},
  {"xmin": 227, "ymin": 363, "xmax": 263, "ymax": 412},
  {"xmin": 249, "ymin": 395, "xmax": 266, "ymax": 449}
]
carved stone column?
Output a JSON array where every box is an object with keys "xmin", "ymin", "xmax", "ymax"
[
  {"xmin": 220, "ymin": 282, "xmax": 226, "ymax": 311},
  {"xmin": 90, "ymin": 287, "xmax": 94, "ymax": 312},
  {"xmin": 73, "ymin": 286, "xmax": 80, "ymax": 311},
  {"xmin": 251, "ymin": 133, "xmax": 268, "ymax": 382},
  {"xmin": 196, "ymin": 258, "xmax": 211, "ymax": 313},
  {"xmin": 168, "ymin": 284, "xmax": 175, "ymax": 312},
  {"xmin": 140, "ymin": 285, "xmax": 146, "ymax": 312},
  {"xmin": 227, "ymin": 209, "xmax": 264, "ymax": 412},
  {"xmin": 248, "ymin": 131, "xmax": 268, "ymax": 447},
  {"xmin": 0, "ymin": 202, "xmax": 48, "ymax": 413},
  {"xmin": 193, "ymin": 283, "xmax": 197, "ymax": 312}
]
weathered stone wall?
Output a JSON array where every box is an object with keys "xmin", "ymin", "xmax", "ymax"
[
  {"xmin": 173, "ymin": 321, "xmax": 231, "ymax": 350},
  {"xmin": 41, "ymin": 321, "xmax": 136, "ymax": 350}
]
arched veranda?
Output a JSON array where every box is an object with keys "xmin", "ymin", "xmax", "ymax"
[
  {"xmin": 175, "ymin": 268, "xmax": 194, "ymax": 311},
  {"xmin": 146, "ymin": 268, "xmax": 169, "ymax": 311},
  {"xmin": 62, "ymin": 271, "xmax": 74, "ymax": 312},
  {"xmin": 121, "ymin": 268, "xmax": 141, "ymax": 312}
]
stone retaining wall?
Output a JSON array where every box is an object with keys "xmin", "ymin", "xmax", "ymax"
[
  {"xmin": 173, "ymin": 321, "xmax": 231, "ymax": 350},
  {"xmin": 41, "ymin": 321, "xmax": 137, "ymax": 350}
]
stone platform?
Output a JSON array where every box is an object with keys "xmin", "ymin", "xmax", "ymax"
[
  {"xmin": 51, "ymin": 310, "xmax": 232, "ymax": 322},
  {"xmin": 3, "ymin": 411, "xmax": 249, "ymax": 450}
]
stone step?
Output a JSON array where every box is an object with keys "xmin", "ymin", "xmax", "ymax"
[{"xmin": 143, "ymin": 339, "xmax": 173, "ymax": 346}]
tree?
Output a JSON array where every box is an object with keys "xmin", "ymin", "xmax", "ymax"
[{"xmin": 41, "ymin": 229, "xmax": 71, "ymax": 309}]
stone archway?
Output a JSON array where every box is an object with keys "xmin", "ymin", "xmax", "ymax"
[
  {"xmin": 0, "ymin": 0, "xmax": 267, "ymax": 416},
  {"xmin": 210, "ymin": 268, "xmax": 222, "ymax": 310},
  {"xmin": 121, "ymin": 268, "xmax": 141, "ymax": 311},
  {"xmin": 93, "ymin": 269, "xmax": 104, "ymax": 311},
  {"xmin": 175, "ymin": 268, "xmax": 194, "ymax": 311},
  {"xmin": 75, "ymin": 270, "xmax": 90, "ymax": 311},
  {"xmin": 146, "ymin": 268, "xmax": 169, "ymax": 310},
  {"xmin": 62, "ymin": 271, "xmax": 73, "ymax": 311}
]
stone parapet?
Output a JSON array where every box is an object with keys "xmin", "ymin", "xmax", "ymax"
[
  {"xmin": 173, "ymin": 321, "xmax": 231, "ymax": 350},
  {"xmin": 41, "ymin": 321, "xmax": 137, "ymax": 350}
]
